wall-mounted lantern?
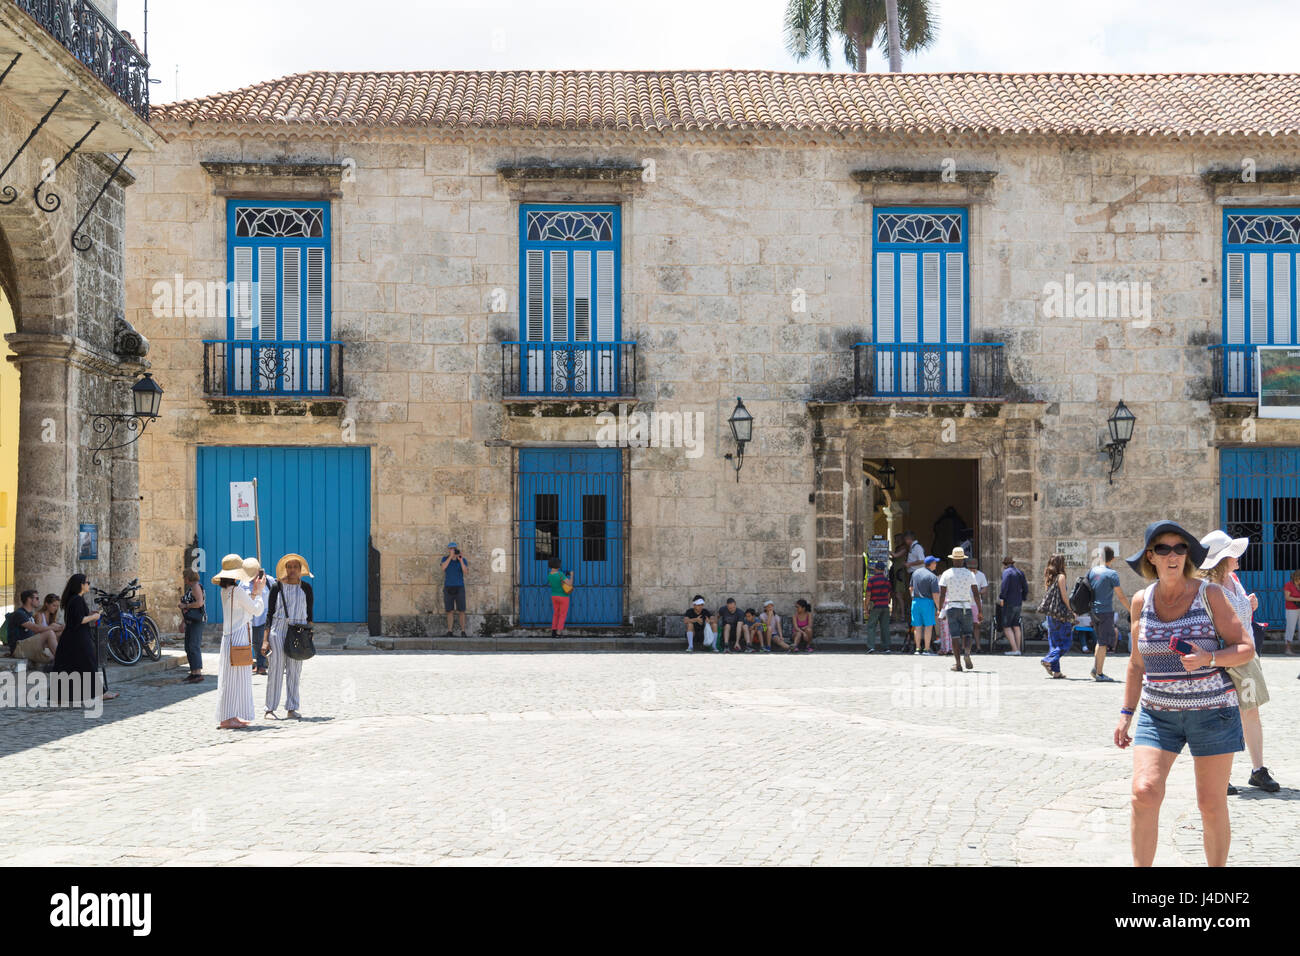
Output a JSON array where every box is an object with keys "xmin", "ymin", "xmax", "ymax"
[
  {"xmin": 1105, "ymin": 400, "xmax": 1136, "ymax": 484},
  {"xmin": 725, "ymin": 397, "xmax": 753, "ymax": 482},
  {"xmin": 90, "ymin": 372, "xmax": 163, "ymax": 466}
]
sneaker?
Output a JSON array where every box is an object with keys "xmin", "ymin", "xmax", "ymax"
[
  {"xmin": 1248, "ymin": 767, "xmax": 1281, "ymax": 793},
  {"xmin": 922, "ymin": 651, "xmax": 935, "ymax": 656},
  {"xmin": 444, "ymin": 630, "xmax": 453, "ymax": 637},
  {"xmin": 1090, "ymin": 667, "xmax": 1096, "ymax": 678},
  {"xmin": 459, "ymin": 631, "xmax": 468, "ymax": 638},
  {"xmin": 1095, "ymin": 673, "xmax": 1116, "ymax": 683},
  {"xmin": 1228, "ymin": 784, "xmax": 1239, "ymax": 795},
  {"xmin": 1003, "ymin": 650, "xmax": 1018, "ymax": 656}
]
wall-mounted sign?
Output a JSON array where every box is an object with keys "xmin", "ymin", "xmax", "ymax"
[
  {"xmin": 1258, "ymin": 346, "xmax": 1300, "ymax": 419},
  {"xmin": 78, "ymin": 523, "xmax": 98, "ymax": 561},
  {"xmin": 230, "ymin": 481, "xmax": 256, "ymax": 522},
  {"xmin": 1094, "ymin": 540, "xmax": 1120, "ymax": 565},
  {"xmin": 1055, "ymin": 539, "xmax": 1088, "ymax": 567}
]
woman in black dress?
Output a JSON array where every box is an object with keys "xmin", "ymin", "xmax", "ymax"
[{"xmin": 52, "ymin": 574, "xmax": 117, "ymax": 704}]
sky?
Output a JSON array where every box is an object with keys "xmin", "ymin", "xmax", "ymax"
[{"xmin": 114, "ymin": 0, "xmax": 1300, "ymax": 104}]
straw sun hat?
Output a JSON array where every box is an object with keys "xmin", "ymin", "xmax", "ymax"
[
  {"xmin": 275, "ymin": 553, "xmax": 313, "ymax": 579},
  {"xmin": 211, "ymin": 554, "xmax": 263, "ymax": 585}
]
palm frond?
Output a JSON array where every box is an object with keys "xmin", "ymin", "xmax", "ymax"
[{"xmin": 784, "ymin": 0, "xmax": 839, "ymax": 68}]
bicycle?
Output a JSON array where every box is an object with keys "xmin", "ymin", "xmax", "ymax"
[
  {"xmin": 119, "ymin": 584, "xmax": 161, "ymax": 661},
  {"xmin": 92, "ymin": 581, "xmax": 143, "ymax": 666}
]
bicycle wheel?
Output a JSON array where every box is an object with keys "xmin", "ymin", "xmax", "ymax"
[
  {"xmin": 105, "ymin": 625, "xmax": 142, "ymax": 666},
  {"xmin": 138, "ymin": 616, "xmax": 162, "ymax": 661}
]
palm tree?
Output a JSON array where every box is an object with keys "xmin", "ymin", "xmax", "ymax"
[
  {"xmin": 884, "ymin": 0, "xmax": 902, "ymax": 72},
  {"xmin": 784, "ymin": 0, "xmax": 937, "ymax": 73}
]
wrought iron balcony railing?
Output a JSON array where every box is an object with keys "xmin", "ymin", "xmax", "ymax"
[
  {"xmin": 853, "ymin": 342, "xmax": 1005, "ymax": 399},
  {"xmin": 1207, "ymin": 344, "xmax": 1257, "ymax": 399},
  {"xmin": 502, "ymin": 341, "xmax": 636, "ymax": 398},
  {"xmin": 13, "ymin": 0, "xmax": 150, "ymax": 119},
  {"xmin": 203, "ymin": 340, "xmax": 345, "ymax": 398}
]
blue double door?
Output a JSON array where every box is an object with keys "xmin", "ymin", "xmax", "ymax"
[
  {"xmin": 197, "ymin": 446, "xmax": 371, "ymax": 623},
  {"xmin": 1221, "ymin": 447, "xmax": 1300, "ymax": 629},
  {"xmin": 517, "ymin": 448, "xmax": 623, "ymax": 625}
]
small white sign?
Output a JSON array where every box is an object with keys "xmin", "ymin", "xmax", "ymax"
[
  {"xmin": 1094, "ymin": 540, "xmax": 1120, "ymax": 565},
  {"xmin": 230, "ymin": 481, "xmax": 256, "ymax": 522},
  {"xmin": 1055, "ymin": 539, "xmax": 1088, "ymax": 567}
]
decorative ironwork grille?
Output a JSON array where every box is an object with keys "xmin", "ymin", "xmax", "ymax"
[{"xmin": 13, "ymin": 0, "xmax": 150, "ymax": 119}]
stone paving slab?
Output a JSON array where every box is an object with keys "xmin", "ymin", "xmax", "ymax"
[{"xmin": 0, "ymin": 650, "xmax": 1296, "ymax": 865}]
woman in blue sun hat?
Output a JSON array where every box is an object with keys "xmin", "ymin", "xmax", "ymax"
[{"xmin": 1113, "ymin": 519, "xmax": 1256, "ymax": 866}]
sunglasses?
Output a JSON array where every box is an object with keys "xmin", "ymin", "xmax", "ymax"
[{"xmin": 1149, "ymin": 543, "xmax": 1190, "ymax": 556}]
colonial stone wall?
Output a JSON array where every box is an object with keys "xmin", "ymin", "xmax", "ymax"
[
  {"xmin": 124, "ymin": 127, "xmax": 1300, "ymax": 634},
  {"xmin": 1, "ymin": 98, "xmax": 139, "ymax": 602}
]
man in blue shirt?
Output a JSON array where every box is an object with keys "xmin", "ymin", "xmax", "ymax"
[
  {"xmin": 441, "ymin": 542, "xmax": 469, "ymax": 637},
  {"xmin": 909, "ymin": 556, "xmax": 941, "ymax": 655},
  {"xmin": 1087, "ymin": 546, "xmax": 1129, "ymax": 682},
  {"xmin": 997, "ymin": 556, "xmax": 1029, "ymax": 655},
  {"xmin": 247, "ymin": 571, "xmax": 271, "ymax": 674}
]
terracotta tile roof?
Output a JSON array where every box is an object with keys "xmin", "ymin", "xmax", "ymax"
[{"xmin": 154, "ymin": 70, "xmax": 1300, "ymax": 138}]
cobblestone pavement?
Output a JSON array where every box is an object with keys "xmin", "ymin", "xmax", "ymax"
[{"xmin": 2, "ymin": 650, "xmax": 1297, "ymax": 865}]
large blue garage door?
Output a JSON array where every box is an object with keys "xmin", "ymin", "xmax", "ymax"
[
  {"xmin": 197, "ymin": 446, "xmax": 370, "ymax": 622},
  {"xmin": 1221, "ymin": 447, "xmax": 1300, "ymax": 629},
  {"xmin": 517, "ymin": 448, "xmax": 623, "ymax": 625}
]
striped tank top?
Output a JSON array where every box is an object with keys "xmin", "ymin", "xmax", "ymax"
[{"xmin": 1138, "ymin": 580, "xmax": 1237, "ymax": 711}]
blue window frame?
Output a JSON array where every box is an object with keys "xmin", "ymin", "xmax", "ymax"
[
  {"xmin": 870, "ymin": 207, "xmax": 970, "ymax": 395},
  {"xmin": 225, "ymin": 200, "xmax": 332, "ymax": 395},
  {"xmin": 1220, "ymin": 209, "xmax": 1300, "ymax": 395},
  {"xmin": 518, "ymin": 203, "xmax": 622, "ymax": 395}
]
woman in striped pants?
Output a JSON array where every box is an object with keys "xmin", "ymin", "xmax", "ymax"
[{"xmin": 213, "ymin": 554, "xmax": 265, "ymax": 729}]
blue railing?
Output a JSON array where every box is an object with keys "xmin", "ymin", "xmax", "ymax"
[
  {"xmin": 501, "ymin": 341, "xmax": 636, "ymax": 398},
  {"xmin": 1207, "ymin": 344, "xmax": 1257, "ymax": 398},
  {"xmin": 13, "ymin": 0, "xmax": 151, "ymax": 119},
  {"xmin": 203, "ymin": 340, "xmax": 344, "ymax": 397},
  {"xmin": 853, "ymin": 342, "xmax": 1005, "ymax": 398}
]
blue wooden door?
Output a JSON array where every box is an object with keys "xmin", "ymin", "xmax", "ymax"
[
  {"xmin": 1221, "ymin": 447, "xmax": 1300, "ymax": 629},
  {"xmin": 197, "ymin": 446, "xmax": 370, "ymax": 622},
  {"xmin": 517, "ymin": 448, "xmax": 623, "ymax": 625}
]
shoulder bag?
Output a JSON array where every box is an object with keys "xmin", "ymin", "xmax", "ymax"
[
  {"xmin": 1199, "ymin": 581, "xmax": 1269, "ymax": 708},
  {"xmin": 284, "ymin": 622, "xmax": 316, "ymax": 661},
  {"xmin": 225, "ymin": 589, "xmax": 254, "ymax": 666}
]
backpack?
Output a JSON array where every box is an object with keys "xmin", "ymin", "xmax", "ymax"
[
  {"xmin": 1, "ymin": 612, "xmax": 10, "ymax": 653},
  {"xmin": 1068, "ymin": 575, "xmax": 1094, "ymax": 616}
]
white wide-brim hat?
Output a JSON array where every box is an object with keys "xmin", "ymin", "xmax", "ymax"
[{"xmin": 1198, "ymin": 530, "xmax": 1250, "ymax": 570}]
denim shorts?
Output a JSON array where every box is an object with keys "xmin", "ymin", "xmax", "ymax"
[
  {"xmin": 910, "ymin": 598, "xmax": 936, "ymax": 628},
  {"xmin": 946, "ymin": 607, "xmax": 974, "ymax": 637},
  {"xmin": 1001, "ymin": 603, "xmax": 1022, "ymax": 628},
  {"xmin": 1134, "ymin": 706, "xmax": 1244, "ymax": 757}
]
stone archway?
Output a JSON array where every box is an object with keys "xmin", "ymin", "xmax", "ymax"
[{"xmin": 0, "ymin": 136, "xmax": 134, "ymax": 598}]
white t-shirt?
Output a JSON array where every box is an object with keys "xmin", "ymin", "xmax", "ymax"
[
  {"xmin": 939, "ymin": 567, "xmax": 979, "ymax": 607},
  {"xmin": 973, "ymin": 570, "xmax": 988, "ymax": 590}
]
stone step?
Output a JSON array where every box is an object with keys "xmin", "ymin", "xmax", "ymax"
[{"xmin": 0, "ymin": 649, "xmax": 187, "ymax": 683}]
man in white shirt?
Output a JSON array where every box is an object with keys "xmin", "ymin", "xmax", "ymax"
[{"xmin": 939, "ymin": 547, "xmax": 982, "ymax": 672}]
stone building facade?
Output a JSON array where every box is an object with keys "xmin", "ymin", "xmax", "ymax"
[
  {"xmin": 124, "ymin": 71, "xmax": 1300, "ymax": 638},
  {"xmin": 1, "ymin": 0, "xmax": 157, "ymax": 603}
]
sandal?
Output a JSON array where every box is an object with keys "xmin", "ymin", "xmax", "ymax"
[
  {"xmin": 1051, "ymin": 672, "xmax": 1065, "ymax": 679},
  {"xmin": 950, "ymin": 664, "xmax": 963, "ymax": 672},
  {"xmin": 264, "ymin": 710, "xmax": 278, "ymax": 720}
]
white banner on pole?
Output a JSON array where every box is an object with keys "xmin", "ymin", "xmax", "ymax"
[{"xmin": 231, "ymin": 481, "xmax": 256, "ymax": 522}]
